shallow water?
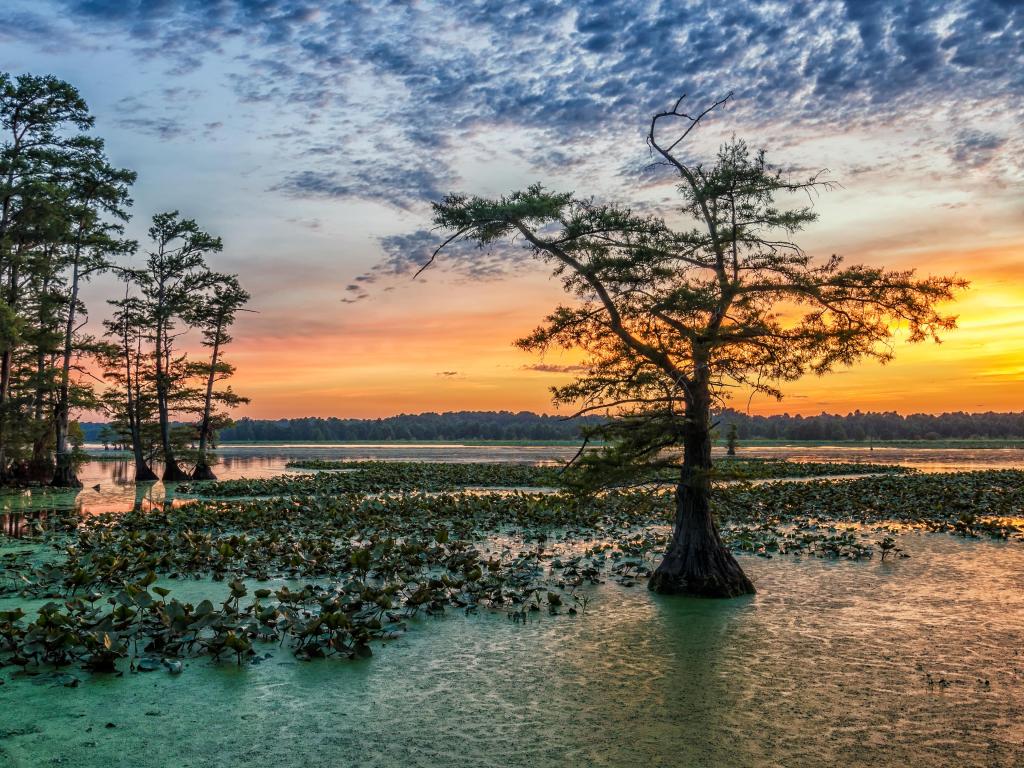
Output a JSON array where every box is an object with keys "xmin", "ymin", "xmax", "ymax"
[
  {"xmin": 745, "ymin": 445, "xmax": 1024, "ymax": 474},
  {"xmin": 3, "ymin": 443, "xmax": 1022, "ymax": 517},
  {"xmin": 2, "ymin": 446, "xmax": 1023, "ymax": 765},
  {"xmin": 1, "ymin": 533, "xmax": 1022, "ymax": 767}
]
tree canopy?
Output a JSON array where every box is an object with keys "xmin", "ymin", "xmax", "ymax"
[
  {"xmin": 430, "ymin": 95, "xmax": 964, "ymax": 596},
  {"xmin": 0, "ymin": 71, "xmax": 250, "ymax": 486}
]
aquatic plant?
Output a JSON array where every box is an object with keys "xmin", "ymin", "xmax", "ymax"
[
  {"xmin": 2, "ymin": 469, "xmax": 1021, "ymax": 681},
  {"xmin": 180, "ymin": 458, "xmax": 909, "ymax": 499}
]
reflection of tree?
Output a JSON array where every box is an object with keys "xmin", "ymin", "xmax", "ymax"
[
  {"xmin": 0, "ymin": 488, "xmax": 82, "ymax": 538},
  {"xmin": 111, "ymin": 459, "xmax": 132, "ymax": 485},
  {"xmin": 162, "ymin": 482, "xmax": 177, "ymax": 513},
  {"xmin": 132, "ymin": 483, "xmax": 150, "ymax": 513},
  {"xmin": 1, "ymin": 509, "xmax": 37, "ymax": 538}
]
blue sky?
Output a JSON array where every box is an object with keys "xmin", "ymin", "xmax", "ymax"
[{"xmin": 2, "ymin": 1, "xmax": 1022, "ymax": 416}]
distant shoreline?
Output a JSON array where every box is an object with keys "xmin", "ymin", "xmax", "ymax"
[{"xmin": 83, "ymin": 437, "xmax": 1024, "ymax": 456}]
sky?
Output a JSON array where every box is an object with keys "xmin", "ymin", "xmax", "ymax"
[{"xmin": 1, "ymin": 0, "xmax": 1022, "ymax": 419}]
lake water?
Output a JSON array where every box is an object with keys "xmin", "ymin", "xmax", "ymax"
[
  {"xmin": 1, "ymin": 444, "xmax": 1022, "ymax": 767},
  {"xmin": 1, "ymin": 534, "xmax": 1021, "ymax": 767},
  {"xmin": 2, "ymin": 442, "xmax": 1022, "ymax": 517}
]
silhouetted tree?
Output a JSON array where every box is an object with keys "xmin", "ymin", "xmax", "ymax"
[
  {"xmin": 51, "ymin": 140, "xmax": 135, "ymax": 486},
  {"xmin": 102, "ymin": 277, "xmax": 158, "ymax": 481},
  {"xmin": 135, "ymin": 212, "xmax": 221, "ymax": 481},
  {"xmin": 431, "ymin": 95, "xmax": 964, "ymax": 597},
  {"xmin": 0, "ymin": 73, "xmax": 93, "ymax": 480},
  {"xmin": 189, "ymin": 274, "xmax": 250, "ymax": 480}
]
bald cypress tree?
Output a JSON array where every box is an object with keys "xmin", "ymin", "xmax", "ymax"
[
  {"xmin": 102, "ymin": 277, "xmax": 159, "ymax": 482},
  {"xmin": 0, "ymin": 73, "xmax": 94, "ymax": 480},
  {"xmin": 189, "ymin": 274, "xmax": 250, "ymax": 481},
  {"xmin": 431, "ymin": 96, "xmax": 964, "ymax": 597},
  {"xmin": 130, "ymin": 213, "xmax": 222, "ymax": 482},
  {"xmin": 50, "ymin": 140, "xmax": 135, "ymax": 487}
]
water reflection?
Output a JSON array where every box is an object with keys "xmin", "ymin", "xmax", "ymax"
[
  {"xmin": 0, "ymin": 492, "xmax": 81, "ymax": 539},
  {"xmin": 0, "ymin": 450, "xmax": 1022, "ymax": 765},
  {"xmin": 1, "ymin": 443, "xmax": 1020, "ymax": 518}
]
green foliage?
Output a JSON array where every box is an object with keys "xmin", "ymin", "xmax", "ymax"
[
  {"xmin": 101, "ymin": 214, "xmax": 248, "ymax": 479},
  {"xmin": 218, "ymin": 411, "xmax": 603, "ymax": 442},
  {"xmin": 179, "ymin": 457, "xmax": 907, "ymax": 498},
  {"xmin": 0, "ymin": 71, "xmax": 136, "ymax": 486},
  {"xmin": 0, "ymin": 69, "xmax": 250, "ymax": 485},
  {"xmin": 2, "ymin": 468, "xmax": 1021, "ymax": 680},
  {"xmin": 430, "ymin": 96, "xmax": 964, "ymax": 496}
]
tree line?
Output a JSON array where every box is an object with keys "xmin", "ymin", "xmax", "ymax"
[
  {"xmin": 80, "ymin": 408, "xmax": 1024, "ymax": 445},
  {"xmin": 206, "ymin": 411, "xmax": 603, "ymax": 442},
  {"xmin": 0, "ymin": 72, "xmax": 248, "ymax": 487},
  {"xmin": 716, "ymin": 408, "xmax": 1024, "ymax": 442}
]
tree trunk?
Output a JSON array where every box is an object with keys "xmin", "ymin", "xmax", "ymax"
[
  {"xmin": 0, "ymin": 262, "xmax": 17, "ymax": 482},
  {"xmin": 648, "ymin": 379, "xmax": 755, "ymax": 598},
  {"xmin": 120, "ymin": 312, "xmax": 157, "ymax": 484},
  {"xmin": 161, "ymin": 453, "xmax": 190, "ymax": 482},
  {"xmin": 51, "ymin": 451, "xmax": 81, "ymax": 487},
  {"xmin": 52, "ymin": 452, "xmax": 80, "ymax": 487},
  {"xmin": 155, "ymin": 369, "xmax": 187, "ymax": 480},
  {"xmin": 134, "ymin": 454, "xmax": 158, "ymax": 483},
  {"xmin": 154, "ymin": 313, "xmax": 188, "ymax": 482},
  {"xmin": 192, "ymin": 318, "xmax": 223, "ymax": 482},
  {"xmin": 51, "ymin": 238, "xmax": 82, "ymax": 488},
  {"xmin": 127, "ymin": 393, "xmax": 157, "ymax": 483},
  {"xmin": 191, "ymin": 461, "xmax": 216, "ymax": 481}
]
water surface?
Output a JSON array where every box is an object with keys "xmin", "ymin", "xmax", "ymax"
[
  {"xmin": 1, "ymin": 534, "xmax": 1021, "ymax": 767},
  {"xmin": 2, "ymin": 444, "xmax": 1022, "ymax": 766},
  {"xmin": 3, "ymin": 443, "xmax": 1023, "ymax": 517}
]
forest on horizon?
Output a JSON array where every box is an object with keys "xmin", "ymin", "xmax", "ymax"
[{"xmin": 80, "ymin": 409, "xmax": 1024, "ymax": 444}]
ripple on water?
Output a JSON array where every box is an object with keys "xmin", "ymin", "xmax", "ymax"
[
  {"xmin": 0, "ymin": 533, "xmax": 1022, "ymax": 767},
  {"xmin": 3, "ymin": 443, "xmax": 1022, "ymax": 517}
]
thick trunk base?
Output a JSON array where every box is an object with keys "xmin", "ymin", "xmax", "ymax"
[
  {"xmin": 648, "ymin": 541, "xmax": 755, "ymax": 597},
  {"xmin": 135, "ymin": 462, "xmax": 159, "ymax": 483},
  {"xmin": 161, "ymin": 461, "xmax": 191, "ymax": 482},
  {"xmin": 649, "ymin": 476, "xmax": 756, "ymax": 598},
  {"xmin": 26, "ymin": 458, "xmax": 54, "ymax": 484},
  {"xmin": 191, "ymin": 463, "xmax": 217, "ymax": 481},
  {"xmin": 50, "ymin": 460, "xmax": 82, "ymax": 489}
]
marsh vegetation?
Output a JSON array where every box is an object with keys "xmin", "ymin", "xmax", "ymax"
[{"xmin": 2, "ymin": 458, "xmax": 1021, "ymax": 677}]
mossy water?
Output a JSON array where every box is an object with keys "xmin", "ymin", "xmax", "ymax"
[
  {"xmin": 1, "ymin": 535, "xmax": 1022, "ymax": 767},
  {"xmin": 2, "ymin": 447, "xmax": 1023, "ymax": 766}
]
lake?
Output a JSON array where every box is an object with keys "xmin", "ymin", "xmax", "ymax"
[
  {"xmin": 1, "ymin": 444, "xmax": 1022, "ymax": 767},
  {"xmin": 1, "ymin": 534, "xmax": 1021, "ymax": 767},
  {"xmin": 2, "ymin": 442, "xmax": 1022, "ymax": 517}
]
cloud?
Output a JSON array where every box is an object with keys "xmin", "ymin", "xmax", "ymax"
[
  {"xmin": 5, "ymin": 0, "xmax": 1022, "ymax": 291},
  {"xmin": 338, "ymin": 228, "xmax": 532, "ymax": 303},
  {"xmin": 379, "ymin": 229, "xmax": 527, "ymax": 279},
  {"xmin": 523, "ymin": 363, "xmax": 589, "ymax": 374},
  {"xmin": 117, "ymin": 115, "xmax": 186, "ymax": 140},
  {"xmin": 0, "ymin": 10, "xmax": 75, "ymax": 48},
  {"xmin": 3, "ymin": 0, "xmax": 1014, "ymax": 207},
  {"xmin": 273, "ymin": 160, "xmax": 455, "ymax": 211},
  {"xmin": 112, "ymin": 91, "xmax": 208, "ymax": 141},
  {"xmin": 951, "ymin": 130, "xmax": 1007, "ymax": 168}
]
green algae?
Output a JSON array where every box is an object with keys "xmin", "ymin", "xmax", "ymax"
[
  {"xmin": 2, "ymin": 451, "xmax": 1023, "ymax": 766},
  {"xmin": 1, "ymin": 536, "xmax": 1023, "ymax": 767}
]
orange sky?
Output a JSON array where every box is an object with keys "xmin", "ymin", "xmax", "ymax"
[
  {"xmin": 222, "ymin": 241, "xmax": 1023, "ymax": 419},
  {"xmin": 6, "ymin": 0, "xmax": 1022, "ymax": 422},
  {"xmin": 206, "ymin": 115, "xmax": 1023, "ymax": 421}
]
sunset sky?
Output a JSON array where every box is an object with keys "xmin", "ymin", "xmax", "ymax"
[{"xmin": 2, "ymin": 0, "xmax": 1021, "ymax": 419}]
